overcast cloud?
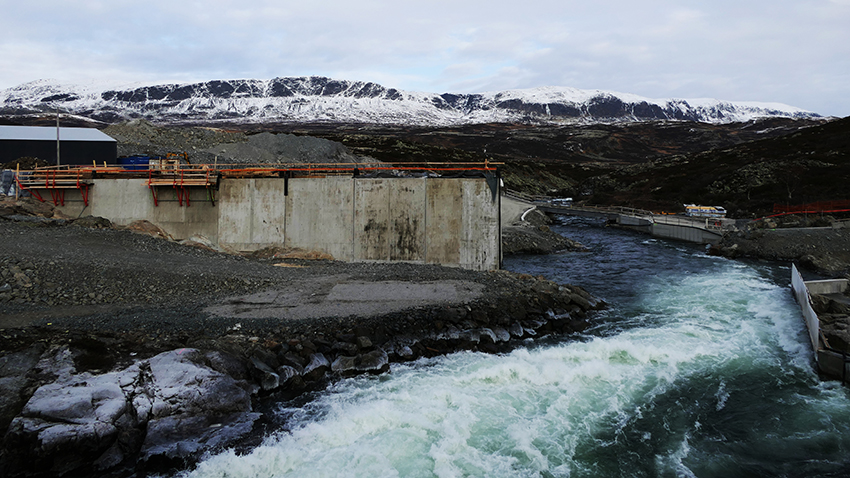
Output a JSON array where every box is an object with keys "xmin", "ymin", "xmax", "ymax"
[{"xmin": 1, "ymin": 0, "xmax": 848, "ymax": 117}]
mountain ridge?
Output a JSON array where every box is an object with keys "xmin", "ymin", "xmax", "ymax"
[{"xmin": 0, "ymin": 76, "xmax": 822, "ymax": 126}]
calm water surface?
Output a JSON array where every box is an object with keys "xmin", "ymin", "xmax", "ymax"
[{"xmin": 182, "ymin": 217, "xmax": 850, "ymax": 478}]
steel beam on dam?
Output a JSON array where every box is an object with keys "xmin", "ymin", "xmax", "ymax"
[{"xmin": 54, "ymin": 176, "xmax": 501, "ymax": 271}]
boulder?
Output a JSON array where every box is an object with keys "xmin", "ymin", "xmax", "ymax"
[
  {"xmin": 302, "ymin": 353, "xmax": 331, "ymax": 382},
  {"xmin": 4, "ymin": 347, "xmax": 257, "ymax": 476},
  {"xmin": 491, "ymin": 326, "xmax": 512, "ymax": 343},
  {"xmin": 276, "ymin": 365, "xmax": 304, "ymax": 389},
  {"xmin": 140, "ymin": 411, "xmax": 261, "ymax": 465},
  {"xmin": 250, "ymin": 357, "xmax": 280, "ymax": 391},
  {"xmin": 332, "ymin": 341, "xmax": 358, "ymax": 355},
  {"xmin": 0, "ymin": 346, "xmax": 43, "ymax": 431},
  {"xmin": 73, "ymin": 216, "xmax": 112, "ymax": 229},
  {"xmin": 331, "ymin": 349, "xmax": 390, "ymax": 376},
  {"xmin": 14, "ymin": 198, "xmax": 55, "ymax": 217}
]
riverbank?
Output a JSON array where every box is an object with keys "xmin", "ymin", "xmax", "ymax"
[
  {"xmin": 708, "ymin": 215, "xmax": 850, "ymax": 278},
  {"xmin": 501, "ymin": 207, "xmax": 588, "ymax": 255},
  {"xmin": 0, "ymin": 198, "xmax": 603, "ymax": 477}
]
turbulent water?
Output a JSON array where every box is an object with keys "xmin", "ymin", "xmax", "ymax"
[{"xmin": 182, "ymin": 217, "xmax": 850, "ymax": 478}]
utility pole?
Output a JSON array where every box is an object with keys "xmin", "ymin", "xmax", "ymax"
[{"xmin": 55, "ymin": 105, "xmax": 61, "ymax": 166}]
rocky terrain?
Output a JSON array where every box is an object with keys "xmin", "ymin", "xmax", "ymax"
[
  {"xmin": 501, "ymin": 208, "xmax": 588, "ymax": 255},
  {"xmin": 246, "ymin": 116, "xmax": 845, "ymax": 218},
  {"xmin": 709, "ymin": 215, "xmax": 850, "ymax": 277},
  {"xmin": 812, "ymin": 289, "xmax": 850, "ymax": 355},
  {"xmin": 0, "ymin": 198, "xmax": 603, "ymax": 477}
]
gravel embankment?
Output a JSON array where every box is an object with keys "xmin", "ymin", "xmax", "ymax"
[
  {"xmin": 709, "ymin": 216, "xmax": 850, "ymax": 277},
  {"xmin": 0, "ymin": 217, "xmax": 520, "ymax": 334}
]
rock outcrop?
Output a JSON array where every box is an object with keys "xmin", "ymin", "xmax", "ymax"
[
  {"xmin": 502, "ymin": 208, "xmax": 588, "ymax": 255},
  {"xmin": 3, "ymin": 347, "xmax": 259, "ymax": 476}
]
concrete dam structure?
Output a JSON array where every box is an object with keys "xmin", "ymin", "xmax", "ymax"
[{"xmin": 16, "ymin": 165, "xmax": 501, "ymax": 271}]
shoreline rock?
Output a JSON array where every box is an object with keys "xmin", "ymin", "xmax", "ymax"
[
  {"xmin": 0, "ymin": 277, "xmax": 604, "ymax": 477},
  {"xmin": 502, "ymin": 208, "xmax": 588, "ymax": 255}
]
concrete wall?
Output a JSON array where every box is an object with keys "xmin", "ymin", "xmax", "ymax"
[
  {"xmin": 353, "ymin": 178, "xmax": 427, "ymax": 262},
  {"xmin": 792, "ymin": 263, "xmax": 821, "ymax": 355},
  {"xmin": 285, "ymin": 177, "xmax": 355, "ymax": 260},
  {"xmin": 219, "ymin": 178, "xmax": 287, "ymax": 251},
  {"xmin": 90, "ymin": 179, "xmax": 152, "ymax": 224},
  {"xmin": 650, "ymin": 222, "xmax": 722, "ymax": 244},
  {"xmin": 501, "ymin": 195, "xmax": 534, "ymax": 226},
  {"xmin": 805, "ymin": 279, "xmax": 849, "ymax": 296},
  {"xmin": 89, "ymin": 179, "xmax": 218, "ymax": 241},
  {"xmin": 58, "ymin": 176, "xmax": 499, "ymax": 271},
  {"xmin": 793, "ymin": 264, "xmax": 850, "ymax": 381},
  {"xmin": 460, "ymin": 179, "xmax": 500, "ymax": 270}
]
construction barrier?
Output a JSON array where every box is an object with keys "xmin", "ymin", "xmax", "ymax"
[{"xmin": 773, "ymin": 200, "xmax": 850, "ymax": 214}]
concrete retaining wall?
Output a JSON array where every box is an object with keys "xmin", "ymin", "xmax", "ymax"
[
  {"xmin": 218, "ymin": 178, "xmax": 287, "ymax": 251},
  {"xmin": 500, "ymin": 195, "xmax": 533, "ymax": 226},
  {"xmin": 792, "ymin": 263, "xmax": 821, "ymax": 355},
  {"xmin": 805, "ymin": 279, "xmax": 849, "ymax": 296},
  {"xmin": 792, "ymin": 264, "xmax": 850, "ymax": 381},
  {"xmin": 650, "ymin": 222, "xmax": 722, "ymax": 244},
  {"xmin": 58, "ymin": 176, "xmax": 499, "ymax": 271}
]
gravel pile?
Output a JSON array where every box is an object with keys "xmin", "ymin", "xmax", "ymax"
[
  {"xmin": 104, "ymin": 120, "xmax": 245, "ymax": 160},
  {"xmin": 1, "ymin": 157, "xmax": 49, "ymax": 170},
  {"xmin": 203, "ymin": 131, "xmax": 368, "ymax": 165},
  {"xmin": 103, "ymin": 120, "xmax": 369, "ymax": 165}
]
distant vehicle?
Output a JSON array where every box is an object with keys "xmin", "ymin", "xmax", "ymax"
[
  {"xmin": 684, "ymin": 204, "xmax": 726, "ymax": 218},
  {"xmin": 551, "ymin": 197, "xmax": 573, "ymax": 207}
]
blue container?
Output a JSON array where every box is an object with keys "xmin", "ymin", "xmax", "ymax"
[{"xmin": 118, "ymin": 155, "xmax": 151, "ymax": 171}]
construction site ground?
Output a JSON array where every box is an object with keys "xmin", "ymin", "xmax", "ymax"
[{"xmin": 0, "ymin": 218, "xmax": 504, "ymax": 337}]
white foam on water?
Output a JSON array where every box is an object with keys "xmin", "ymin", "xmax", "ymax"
[
  {"xmin": 182, "ymin": 262, "xmax": 841, "ymax": 478},
  {"xmin": 654, "ymin": 433, "xmax": 697, "ymax": 478}
]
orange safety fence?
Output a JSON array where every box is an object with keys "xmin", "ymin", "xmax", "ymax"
[
  {"xmin": 773, "ymin": 200, "xmax": 850, "ymax": 214},
  {"xmin": 764, "ymin": 200, "xmax": 850, "ymax": 219}
]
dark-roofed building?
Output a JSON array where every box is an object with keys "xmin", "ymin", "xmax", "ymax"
[{"xmin": 0, "ymin": 125, "xmax": 117, "ymax": 166}]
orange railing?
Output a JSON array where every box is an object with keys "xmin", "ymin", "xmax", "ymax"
[
  {"xmin": 11, "ymin": 162, "xmax": 502, "ymax": 207},
  {"xmin": 770, "ymin": 200, "xmax": 850, "ymax": 217}
]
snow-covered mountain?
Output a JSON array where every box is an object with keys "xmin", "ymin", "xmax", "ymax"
[{"xmin": 0, "ymin": 77, "xmax": 821, "ymax": 126}]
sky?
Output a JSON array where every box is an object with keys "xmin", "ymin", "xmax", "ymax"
[{"xmin": 1, "ymin": 0, "xmax": 849, "ymax": 117}]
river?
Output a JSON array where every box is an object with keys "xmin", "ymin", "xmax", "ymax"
[{"xmin": 181, "ymin": 216, "xmax": 850, "ymax": 477}]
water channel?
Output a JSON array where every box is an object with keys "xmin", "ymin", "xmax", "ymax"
[{"xmin": 182, "ymin": 216, "xmax": 850, "ymax": 477}]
